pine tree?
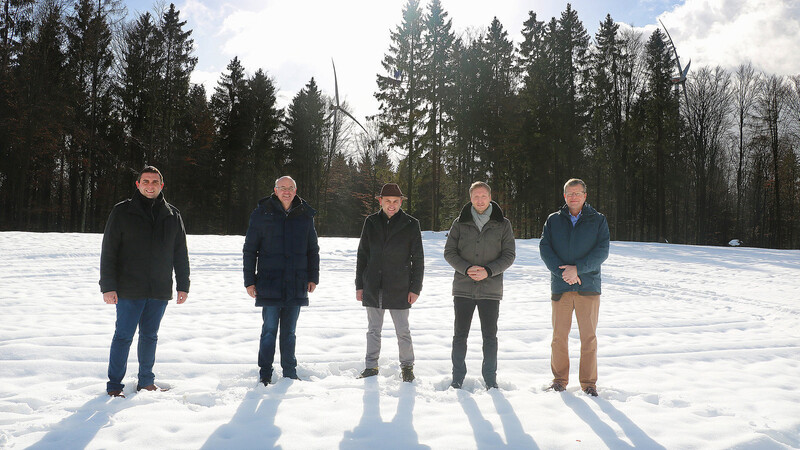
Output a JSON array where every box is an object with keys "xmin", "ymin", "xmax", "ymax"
[
  {"xmin": 244, "ymin": 68, "xmax": 283, "ymax": 206},
  {"xmin": 118, "ymin": 11, "xmax": 163, "ymax": 169},
  {"xmin": 211, "ymin": 56, "xmax": 249, "ymax": 233},
  {"xmin": 643, "ymin": 28, "xmax": 679, "ymax": 242},
  {"xmin": 159, "ymin": 3, "xmax": 196, "ymax": 175},
  {"xmin": 285, "ymin": 77, "xmax": 327, "ymax": 209},
  {"xmin": 420, "ymin": 0, "xmax": 454, "ymax": 230},
  {"xmin": 587, "ymin": 14, "xmax": 623, "ymax": 236},
  {"xmin": 65, "ymin": 0, "xmax": 117, "ymax": 231},
  {"xmin": 375, "ymin": 0, "xmax": 424, "ymax": 212}
]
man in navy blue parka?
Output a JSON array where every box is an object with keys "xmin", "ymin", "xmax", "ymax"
[
  {"xmin": 540, "ymin": 178, "xmax": 609, "ymax": 397},
  {"xmin": 243, "ymin": 175, "xmax": 320, "ymax": 385}
]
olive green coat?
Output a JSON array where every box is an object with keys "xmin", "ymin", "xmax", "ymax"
[{"xmin": 444, "ymin": 201, "xmax": 515, "ymax": 300}]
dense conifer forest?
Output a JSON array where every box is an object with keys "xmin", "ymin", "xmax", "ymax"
[{"xmin": 2, "ymin": 0, "xmax": 798, "ymax": 248}]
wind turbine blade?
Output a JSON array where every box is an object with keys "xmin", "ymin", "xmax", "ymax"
[
  {"xmin": 331, "ymin": 58, "xmax": 340, "ymax": 107},
  {"xmin": 682, "ymin": 59, "xmax": 691, "ymax": 78},
  {"xmin": 659, "ymin": 19, "xmax": 684, "ymax": 76},
  {"xmin": 340, "ymin": 108, "xmax": 369, "ymax": 134}
]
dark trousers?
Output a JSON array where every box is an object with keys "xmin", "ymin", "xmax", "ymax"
[
  {"xmin": 259, "ymin": 306, "xmax": 301, "ymax": 380},
  {"xmin": 451, "ymin": 297, "xmax": 499, "ymax": 384},
  {"xmin": 107, "ymin": 298, "xmax": 168, "ymax": 392}
]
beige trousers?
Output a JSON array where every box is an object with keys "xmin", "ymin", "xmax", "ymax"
[{"xmin": 551, "ymin": 291, "xmax": 600, "ymax": 389}]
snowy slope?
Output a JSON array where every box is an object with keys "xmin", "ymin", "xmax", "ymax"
[{"xmin": 0, "ymin": 231, "xmax": 798, "ymax": 449}]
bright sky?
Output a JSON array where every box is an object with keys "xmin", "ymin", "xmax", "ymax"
[{"xmin": 123, "ymin": 0, "xmax": 800, "ymax": 121}]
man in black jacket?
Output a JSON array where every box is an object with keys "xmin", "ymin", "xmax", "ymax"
[
  {"xmin": 100, "ymin": 166, "xmax": 190, "ymax": 398},
  {"xmin": 355, "ymin": 183, "xmax": 423, "ymax": 382},
  {"xmin": 243, "ymin": 176, "xmax": 320, "ymax": 385}
]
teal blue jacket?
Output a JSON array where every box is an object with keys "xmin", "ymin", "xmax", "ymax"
[{"xmin": 539, "ymin": 203, "xmax": 609, "ymax": 295}]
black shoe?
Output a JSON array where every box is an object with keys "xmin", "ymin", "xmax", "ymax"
[
  {"xmin": 261, "ymin": 375, "xmax": 272, "ymax": 386},
  {"xmin": 401, "ymin": 366, "xmax": 415, "ymax": 382},
  {"xmin": 284, "ymin": 374, "xmax": 301, "ymax": 381},
  {"xmin": 486, "ymin": 381, "xmax": 498, "ymax": 390},
  {"xmin": 583, "ymin": 386, "xmax": 598, "ymax": 397},
  {"xmin": 548, "ymin": 382, "xmax": 566, "ymax": 392},
  {"xmin": 358, "ymin": 367, "xmax": 379, "ymax": 379},
  {"xmin": 450, "ymin": 380, "xmax": 463, "ymax": 389}
]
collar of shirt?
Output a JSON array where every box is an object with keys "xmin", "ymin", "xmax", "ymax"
[{"xmin": 570, "ymin": 211, "xmax": 582, "ymax": 227}]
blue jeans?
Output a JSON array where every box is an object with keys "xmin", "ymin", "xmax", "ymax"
[
  {"xmin": 259, "ymin": 306, "xmax": 301, "ymax": 380},
  {"xmin": 107, "ymin": 298, "xmax": 168, "ymax": 392}
]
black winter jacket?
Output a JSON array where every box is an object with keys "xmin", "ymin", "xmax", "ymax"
[
  {"xmin": 99, "ymin": 191, "xmax": 190, "ymax": 300},
  {"xmin": 243, "ymin": 194, "xmax": 320, "ymax": 307},
  {"xmin": 355, "ymin": 209, "xmax": 424, "ymax": 309}
]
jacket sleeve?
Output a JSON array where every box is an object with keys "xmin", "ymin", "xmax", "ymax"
[
  {"xmin": 307, "ymin": 217, "xmax": 320, "ymax": 285},
  {"xmin": 409, "ymin": 219, "xmax": 424, "ymax": 295},
  {"xmin": 242, "ymin": 212, "xmax": 260, "ymax": 288},
  {"xmin": 444, "ymin": 220, "xmax": 470, "ymax": 274},
  {"xmin": 485, "ymin": 219, "xmax": 516, "ymax": 276},
  {"xmin": 99, "ymin": 207, "xmax": 121, "ymax": 293},
  {"xmin": 355, "ymin": 218, "xmax": 369, "ymax": 290},
  {"xmin": 173, "ymin": 211, "xmax": 190, "ymax": 293},
  {"xmin": 576, "ymin": 215, "xmax": 610, "ymax": 275},
  {"xmin": 539, "ymin": 214, "xmax": 565, "ymax": 276}
]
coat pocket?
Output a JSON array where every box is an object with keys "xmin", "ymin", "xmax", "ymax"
[
  {"xmin": 257, "ymin": 269, "xmax": 283, "ymax": 298},
  {"xmin": 295, "ymin": 269, "xmax": 309, "ymax": 298}
]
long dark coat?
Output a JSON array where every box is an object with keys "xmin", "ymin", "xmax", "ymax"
[
  {"xmin": 355, "ymin": 209, "xmax": 424, "ymax": 310},
  {"xmin": 99, "ymin": 191, "xmax": 190, "ymax": 300},
  {"xmin": 242, "ymin": 194, "xmax": 320, "ymax": 307}
]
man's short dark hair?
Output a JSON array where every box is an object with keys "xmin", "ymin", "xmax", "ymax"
[{"xmin": 139, "ymin": 166, "xmax": 163, "ymax": 183}]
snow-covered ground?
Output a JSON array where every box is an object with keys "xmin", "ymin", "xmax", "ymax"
[{"xmin": 0, "ymin": 231, "xmax": 798, "ymax": 449}]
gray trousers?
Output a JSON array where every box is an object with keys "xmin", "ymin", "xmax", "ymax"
[{"xmin": 365, "ymin": 305, "xmax": 414, "ymax": 368}]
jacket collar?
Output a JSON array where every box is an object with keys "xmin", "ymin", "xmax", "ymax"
[
  {"xmin": 559, "ymin": 203, "xmax": 597, "ymax": 219},
  {"xmin": 131, "ymin": 190, "xmax": 170, "ymax": 219},
  {"xmin": 457, "ymin": 200, "xmax": 504, "ymax": 223},
  {"xmin": 259, "ymin": 194, "xmax": 316, "ymax": 217},
  {"xmin": 373, "ymin": 208, "xmax": 411, "ymax": 240}
]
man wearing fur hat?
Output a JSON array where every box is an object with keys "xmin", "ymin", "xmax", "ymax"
[
  {"xmin": 355, "ymin": 183, "xmax": 424, "ymax": 382},
  {"xmin": 444, "ymin": 181, "xmax": 515, "ymax": 390}
]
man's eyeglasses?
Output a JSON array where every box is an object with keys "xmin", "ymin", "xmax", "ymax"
[{"xmin": 565, "ymin": 192, "xmax": 585, "ymax": 198}]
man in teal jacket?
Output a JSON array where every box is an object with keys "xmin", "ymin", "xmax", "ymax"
[{"xmin": 540, "ymin": 178, "xmax": 609, "ymax": 397}]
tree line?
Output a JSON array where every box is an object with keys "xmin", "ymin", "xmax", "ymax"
[{"xmin": 2, "ymin": 0, "xmax": 799, "ymax": 248}]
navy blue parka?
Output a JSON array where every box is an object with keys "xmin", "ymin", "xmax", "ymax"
[
  {"xmin": 539, "ymin": 203, "xmax": 610, "ymax": 295},
  {"xmin": 243, "ymin": 194, "xmax": 320, "ymax": 307}
]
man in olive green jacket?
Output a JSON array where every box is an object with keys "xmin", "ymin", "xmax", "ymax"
[{"xmin": 444, "ymin": 181, "xmax": 515, "ymax": 389}]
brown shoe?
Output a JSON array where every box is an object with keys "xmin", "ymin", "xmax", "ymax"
[
  {"xmin": 136, "ymin": 384, "xmax": 167, "ymax": 392},
  {"xmin": 108, "ymin": 390, "xmax": 125, "ymax": 398},
  {"xmin": 547, "ymin": 382, "xmax": 566, "ymax": 392}
]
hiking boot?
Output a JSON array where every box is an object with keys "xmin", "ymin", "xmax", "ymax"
[
  {"xmin": 583, "ymin": 386, "xmax": 598, "ymax": 397},
  {"xmin": 284, "ymin": 374, "xmax": 301, "ymax": 381},
  {"xmin": 401, "ymin": 366, "xmax": 415, "ymax": 382},
  {"xmin": 548, "ymin": 382, "xmax": 566, "ymax": 392},
  {"xmin": 450, "ymin": 379, "xmax": 463, "ymax": 389},
  {"xmin": 261, "ymin": 375, "xmax": 272, "ymax": 386},
  {"xmin": 108, "ymin": 390, "xmax": 125, "ymax": 398},
  {"xmin": 486, "ymin": 381, "xmax": 498, "ymax": 390},
  {"xmin": 358, "ymin": 367, "xmax": 379, "ymax": 379}
]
